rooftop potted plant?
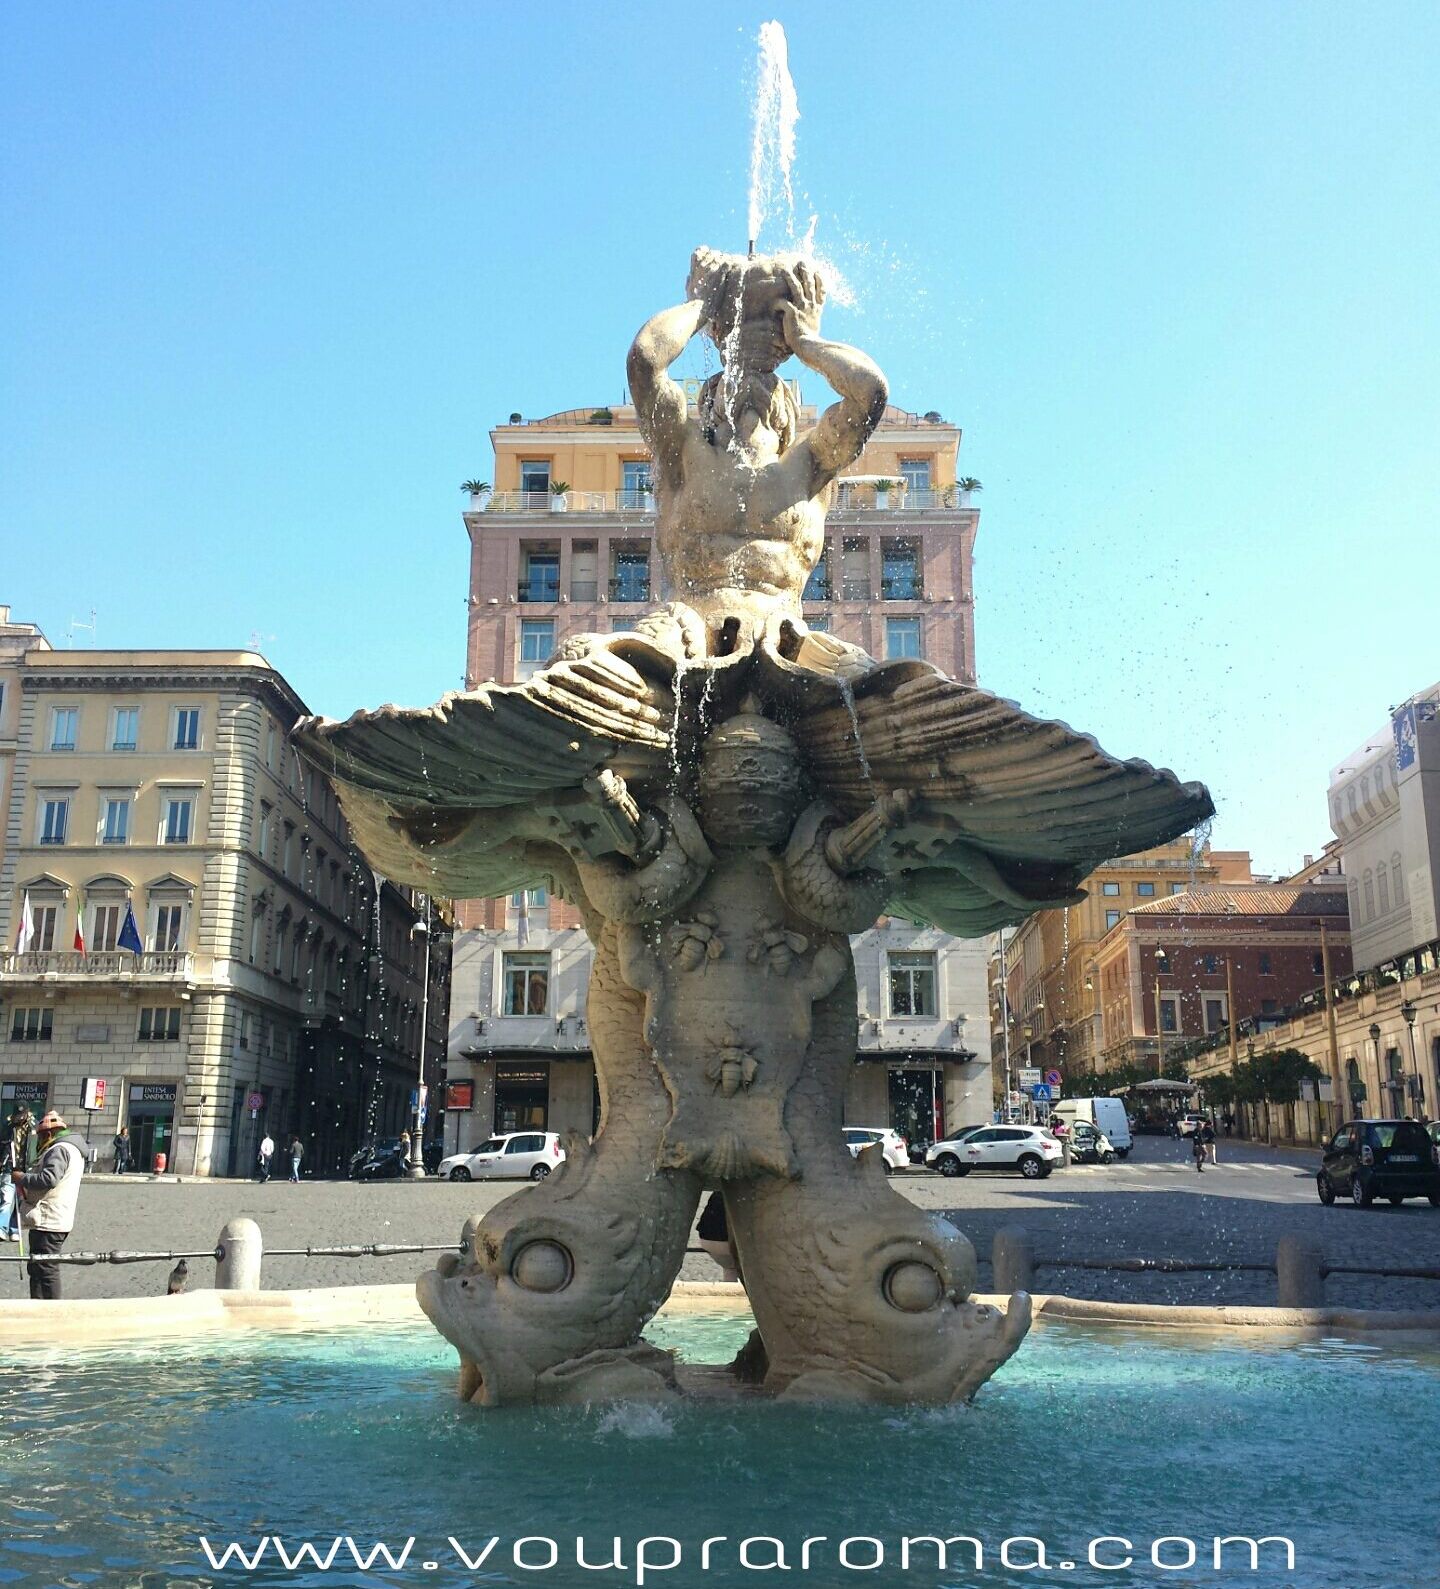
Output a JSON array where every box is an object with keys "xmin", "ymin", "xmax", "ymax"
[
  {"xmin": 874, "ymin": 478, "xmax": 900, "ymax": 510},
  {"xmin": 589, "ymin": 408, "xmax": 614, "ymax": 425},
  {"xmin": 461, "ymin": 479, "xmax": 490, "ymax": 508},
  {"xmin": 957, "ymin": 476, "xmax": 983, "ymax": 506},
  {"xmin": 550, "ymin": 480, "xmax": 571, "ymax": 514}
]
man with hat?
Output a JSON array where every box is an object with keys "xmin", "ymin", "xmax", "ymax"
[{"xmin": 11, "ymin": 1110, "xmax": 85, "ymax": 1299}]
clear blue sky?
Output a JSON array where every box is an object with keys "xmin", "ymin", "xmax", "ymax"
[{"xmin": 4, "ymin": 2, "xmax": 1438, "ymax": 877}]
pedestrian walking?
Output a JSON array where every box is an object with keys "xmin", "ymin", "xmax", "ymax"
[
  {"xmin": 12, "ymin": 1110, "xmax": 85, "ymax": 1299},
  {"xmin": 1223, "ymin": 1112, "xmax": 1234, "ymax": 1138},
  {"xmin": 288, "ymin": 1135, "xmax": 304, "ymax": 1182},
  {"xmin": 1190, "ymin": 1127, "xmax": 1207, "ymax": 1173},
  {"xmin": 1201, "ymin": 1119, "xmax": 1218, "ymax": 1165},
  {"xmin": 257, "ymin": 1134, "xmax": 275, "ymax": 1183},
  {"xmin": 112, "ymin": 1126, "xmax": 132, "ymax": 1175}
]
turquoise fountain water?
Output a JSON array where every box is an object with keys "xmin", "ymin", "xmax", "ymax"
[{"xmin": 3, "ymin": 1313, "xmax": 1437, "ymax": 1587}]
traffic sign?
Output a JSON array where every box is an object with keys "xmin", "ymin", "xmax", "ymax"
[
  {"xmin": 1031, "ymin": 1083, "xmax": 1052, "ymax": 1101},
  {"xmin": 1045, "ymin": 1069, "xmax": 1062, "ymax": 1087},
  {"xmin": 245, "ymin": 1091, "xmax": 264, "ymax": 1112},
  {"xmin": 1017, "ymin": 1066, "xmax": 1041, "ymax": 1087}
]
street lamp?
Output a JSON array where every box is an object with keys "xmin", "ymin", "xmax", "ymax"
[
  {"xmin": 1368, "ymin": 1021, "xmax": 1383, "ymax": 1116},
  {"xmin": 407, "ymin": 898, "xmax": 432, "ymax": 1179},
  {"xmin": 1400, "ymin": 999, "xmax": 1425, "ymax": 1119},
  {"xmin": 1153, "ymin": 946, "xmax": 1171, "ymax": 1075}
]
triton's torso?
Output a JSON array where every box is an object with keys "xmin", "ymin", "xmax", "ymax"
[{"xmin": 655, "ymin": 424, "xmax": 826, "ymax": 604}]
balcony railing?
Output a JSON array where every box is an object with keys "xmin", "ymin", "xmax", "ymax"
[
  {"xmin": 609, "ymin": 576, "xmax": 652, "ymax": 603},
  {"xmin": 0, "ymin": 950, "xmax": 195, "ymax": 981},
  {"xmin": 480, "ymin": 491, "xmax": 658, "ymax": 514},
  {"xmin": 833, "ymin": 486, "xmax": 972, "ymax": 511},
  {"xmin": 516, "ymin": 581, "xmax": 561, "ymax": 603},
  {"xmin": 881, "ymin": 577, "xmax": 920, "ymax": 601}
]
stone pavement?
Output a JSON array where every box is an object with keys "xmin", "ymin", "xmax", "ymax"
[{"xmin": 5, "ymin": 1135, "xmax": 1438, "ymax": 1310}]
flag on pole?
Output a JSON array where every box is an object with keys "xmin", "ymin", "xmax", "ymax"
[
  {"xmin": 73, "ymin": 916, "xmax": 86, "ymax": 953},
  {"xmin": 14, "ymin": 890, "xmax": 34, "ymax": 953},
  {"xmin": 118, "ymin": 901, "xmax": 144, "ymax": 954}
]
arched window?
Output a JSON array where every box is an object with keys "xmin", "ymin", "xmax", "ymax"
[
  {"xmin": 1363, "ymin": 870, "xmax": 1375, "ymax": 922},
  {"xmin": 1392, "ymin": 852, "xmax": 1406, "ymax": 904},
  {"xmin": 1377, "ymin": 862, "xmax": 1390, "ymax": 916}
]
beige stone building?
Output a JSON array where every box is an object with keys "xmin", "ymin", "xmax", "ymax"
[
  {"xmin": 443, "ymin": 400, "xmax": 993, "ymax": 1157},
  {"xmin": 0, "ymin": 642, "xmax": 448, "ymax": 1175},
  {"xmin": 989, "ymin": 843, "xmax": 1253, "ymax": 1095}
]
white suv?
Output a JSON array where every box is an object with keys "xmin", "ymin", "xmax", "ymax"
[
  {"xmin": 843, "ymin": 1127, "xmax": 911, "ymax": 1173},
  {"xmin": 437, "ymin": 1131, "xmax": 566, "ymax": 1182},
  {"xmin": 931, "ymin": 1125, "xmax": 1062, "ymax": 1180}
]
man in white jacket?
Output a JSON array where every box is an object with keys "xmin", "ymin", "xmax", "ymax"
[{"xmin": 12, "ymin": 1110, "xmax": 85, "ymax": 1299}]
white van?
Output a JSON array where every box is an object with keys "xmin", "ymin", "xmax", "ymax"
[{"xmin": 1052, "ymin": 1097, "xmax": 1132, "ymax": 1157}]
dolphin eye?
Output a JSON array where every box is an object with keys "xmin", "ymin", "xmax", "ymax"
[{"xmin": 511, "ymin": 1240, "xmax": 573, "ymax": 1293}]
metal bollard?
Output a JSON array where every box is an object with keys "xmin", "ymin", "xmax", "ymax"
[
  {"xmin": 1275, "ymin": 1235, "xmax": 1325, "ymax": 1310},
  {"xmin": 992, "ymin": 1225, "xmax": 1035, "ymax": 1294},
  {"xmin": 215, "ymin": 1217, "xmax": 264, "ymax": 1290}
]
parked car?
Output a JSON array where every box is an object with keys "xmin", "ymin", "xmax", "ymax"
[
  {"xmin": 843, "ymin": 1127, "xmax": 911, "ymax": 1172},
  {"xmin": 925, "ymin": 1125, "xmax": 988, "ymax": 1175},
  {"xmin": 1069, "ymin": 1121, "xmax": 1117, "ymax": 1165},
  {"xmin": 1317, "ymin": 1119, "xmax": 1440, "ymax": 1208},
  {"xmin": 927, "ymin": 1124, "xmax": 1062, "ymax": 1180},
  {"xmin": 1169, "ymin": 1113, "xmax": 1207, "ymax": 1138},
  {"xmin": 352, "ymin": 1137, "xmax": 408, "ymax": 1180},
  {"xmin": 437, "ymin": 1131, "xmax": 566, "ymax": 1182}
]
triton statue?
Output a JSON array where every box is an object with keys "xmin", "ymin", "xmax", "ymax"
[{"xmin": 294, "ymin": 248, "xmax": 1211, "ymax": 1407}]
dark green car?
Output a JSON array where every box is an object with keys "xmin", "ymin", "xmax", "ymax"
[{"xmin": 1317, "ymin": 1119, "xmax": 1440, "ymax": 1208}]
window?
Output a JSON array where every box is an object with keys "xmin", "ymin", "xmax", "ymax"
[
  {"xmin": 273, "ymin": 920, "xmax": 287, "ymax": 975},
  {"xmin": 1170, "ymin": 882, "xmax": 1186, "ymax": 895},
  {"xmin": 172, "ymin": 707, "xmax": 201, "ymax": 750},
  {"xmin": 1377, "ymin": 863, "xmax": 1390, "ymax": 916},
  {"xmin": 138, "ymin": 1006, "xmax": 181, "ymax": 1041},
  {"xmin": 265, "ymin": 721, "xmax": 278, "ymax": 770},
  {"xmin": 249, "ymin": 906, "xmax": 265, "ymax": 965},
  {"xmin": 1363, "ymin": 870, "xmax": 1375, "ymax": 921},
  {"xmin": 803, "ymin": 552, "xmax": 830, "ymax": 601},
  {"xmin": 888, "ymin": 952, "xmax": 937, "ymax": 1017},
  {"xmin": 899, "ymin": 458, "xmax": 932, "ymax": 493},
  {"xmin": 520, "ymin": 548, "xmax": 560, "ymax": 602},
  {"xmin": 31, "ymin": 904, "xmax": 59, "ymax": 951},
  {"xmin": 49, "ymin": 707, "xmax": 78, "ymax": 750},
  {"xmin": 510, "ymin": 887, "xmax": 548, "ymax": 907},
  {"xmin": 611, "ymin": 548, "xmax": 650, "ymax": 602},
  {"xmin": 885, "ymin": 617, "xmax": 922, "ymax": 660},
  {"xmin": 621, "ymin": 460, "xmax": 653, "ymax": 506},
  {"xmin": 101, "ymin": 797, "xmax": 130, "ymax": 845},
  {"xmin": 1393, "ymin": 852, "xmax": 1406, "ymax": 905},
  {"xmin": 39, "ymin": 797, "xmax": 69, "ymax": 845},
  {"xmin": 520, "ymin": 620, "xmax": 555, "ymax": 665},
  {"xmin": 162, "ymin": 797, "xmax": 193, "ymax": 845},
  {"xmin": 611, "ymin": 618, "xmax": 638, "ymax": 632},
  {"xmin": 1137, "ymin": 882, "xmax": 1155, "ymax": 897},
  {"xmin": 1261, "ymin": 998, "xmax": 1278, "ymax": 1015},
  {"xmin": 258, "ymin": 803, "xmax": 272, "ymax": 860},
  {"xmin": 1202, "ymin": 954, "xmax": 1219, "ymax": 975},
  {"xmin": 1258, "ymin": 951, "xmax": 1272, "ymax": 975},
  {"xmin": 881, "ymin": 540, "xmax": 919, "ymax": 600},
  {"xmin": 92, "ymin": 903, "xmax": 122, "ymax": 951},
  {"xmin": 1203, "ymin": 996, "xmax": 1228, "ymax": 1035},
  {"xmin": 807, "ymin": 615, "xmax": 830, "ymax": 632},
  {"xmin": 1159, "ymin": 995, "xmax": 1180, "ymax": 1034},
  {"xmin": 282, "ymin": 822, "xmax": 295, "ymax": 877},
  {"xmin": 153, "ymin": 904, "xmax": 184, "ymax": 951},
  {"xmin": 1105, "ymin": 909, "xmax": 1121, "ymax": 930},
  {"xmin": 503, "ymin": 952, "xmax": 550, "ymax": 1015},
  {"xmin": 841, "ymin": 538, "xmax": 870, "ymax": 599},
  {"xmin": 1101, "ymin": 882, "xmax": 1120, "ymax": 897},
  {"xmin": 110, "ymin": 708, "xmax": 139, "ymax": 751},
  {"xmin": 519, "ymin": 460, "xmax": 551, "ymax": 495},
  {"xmin": 239, "ymin": 1011, "xmax": 252, "ymax": 1049},
  {"xmin": 10, "ymin": 1008, "xmax": 52, "ymax": 1042}
]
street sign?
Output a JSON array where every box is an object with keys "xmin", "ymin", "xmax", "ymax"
[
  {"xmin": 245, "ymin": 1091, "xmax": 264, "ymax": 1112},
  {"xmin": 1045, "ymin": 1069, "xmax": 1062, "ymax": 1087},
  {"xmin": 81, "ymin": 1077, "xmax": 107, "ymax": 1111},
  {"xmin": 1017, "ymin": 1067, "xmax": 1041, "ymax": 1088},
  {"xmin": 1031, "ymin": 1083, "xmax": 1052, "ymax": 1101}
]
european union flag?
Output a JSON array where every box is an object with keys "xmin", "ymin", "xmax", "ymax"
[{"xmin": 118, "ymin": 902, "xmax": 144, "ymax": 954}]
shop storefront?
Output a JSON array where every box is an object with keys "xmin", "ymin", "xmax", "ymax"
[
  {"xmin": 128, "ymin": 1081, "xmax": 178, "ymax": 1172},
  {"xmin": 494, "ymin": 1062, "xmax": 549, "ymax": 1132},
  {"xmin": 1, "ymin": 1079, "xmax": 50, "ymax": 1117}
]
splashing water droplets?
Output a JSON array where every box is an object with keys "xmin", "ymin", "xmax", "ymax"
[{"xmin": 748, "ymin": 22, "xmax": 799, "ymax": 251}]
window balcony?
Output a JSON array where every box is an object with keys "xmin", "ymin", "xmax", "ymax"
[
  {"xmin": 0, "ymin": 949, "xmax": 195, "ymax": 984},
  {"xmin": 832, "ymin": 485, "xmax": 969, "ymax": 512},
  {"xmin": 480, "ymin": 491, "xmax": 658, "ymax": 514},
  {"xmin": 516, "ymin": 582, "xmax": 561, "ymax": 604}
]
